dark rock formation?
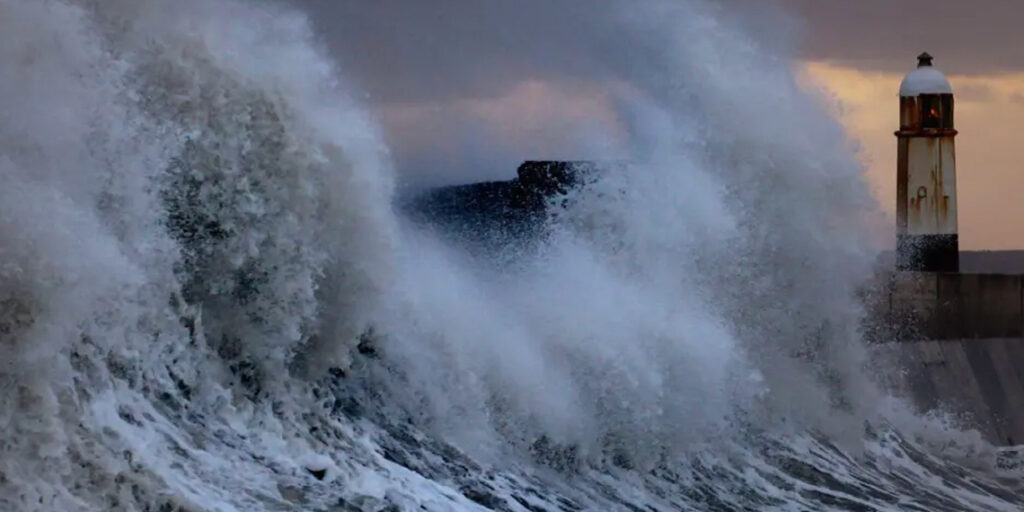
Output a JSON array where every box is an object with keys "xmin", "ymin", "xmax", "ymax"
[{"xmin": 402, "ymin": 161, "xmax": 597, "ymax": 253}]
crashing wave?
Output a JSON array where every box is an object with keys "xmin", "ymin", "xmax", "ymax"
[{"xmin": 0, "ymin": 0, "xmax": 1021, "ymax": 510}]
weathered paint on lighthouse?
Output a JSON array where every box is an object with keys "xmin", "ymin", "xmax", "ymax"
[
  {"xmin": 901, "ymin": 138, "xmax": 957, "ymax": 235},
  {"xmin": 896, "ymin": 52, "xmax": 959, "ymax": 272}
]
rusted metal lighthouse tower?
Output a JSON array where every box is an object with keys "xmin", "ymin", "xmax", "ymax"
[{"xmin": 896, "ymin": 52, "xmax": 959, "ymax": 272}]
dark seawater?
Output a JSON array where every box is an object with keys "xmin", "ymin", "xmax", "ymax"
[{"xmin": 1, "ymin": 1, "xmax": 1022, "ymax": 511}]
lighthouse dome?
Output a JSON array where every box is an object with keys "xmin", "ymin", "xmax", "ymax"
[{"xmin": 900, "ymin": 52, "xmax": 952, "ymax": 96}]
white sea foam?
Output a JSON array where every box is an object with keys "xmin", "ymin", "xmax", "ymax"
[{"xmin": 0, "ymin": 0, "xmax": 1019, "ymax": 510}]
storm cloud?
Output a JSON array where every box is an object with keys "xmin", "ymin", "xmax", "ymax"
[
  {"xmin": 292, "ymin": 0, "xmax": 1024, "ymax": 187},
  {"xmin": 286, "ymin": 1, "xmax": 1024, "ymax": 248},
  {"xmin": 785, "ymin": 0, "xmax": 1024, "ymax": 74},
  {"xmin": 289, "ymin": 0, "xmax": 805, "ymax": 187}
]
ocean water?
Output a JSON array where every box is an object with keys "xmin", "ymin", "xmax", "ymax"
[{"xmin": 0, "ymin": 0, "xmax": 1021, "ymax": 510}]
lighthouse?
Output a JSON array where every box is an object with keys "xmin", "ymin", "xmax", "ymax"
[{"xmin": 896, "ymin": 52, "xmax": 959, "ymax": 272}]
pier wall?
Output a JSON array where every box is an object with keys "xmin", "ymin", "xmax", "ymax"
[{"xmin": 871, "ymin": 272, "xmax": 1024, "ymax": 445}]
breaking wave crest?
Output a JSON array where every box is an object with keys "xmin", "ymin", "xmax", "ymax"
[{"xmin": 0, "ymin": 0, "xmax": 1021, "ymax": 510}]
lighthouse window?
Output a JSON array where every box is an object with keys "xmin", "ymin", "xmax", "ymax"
[{"xmin": 920, "ymin": 95, "xmax": 944, "ymax": 129}]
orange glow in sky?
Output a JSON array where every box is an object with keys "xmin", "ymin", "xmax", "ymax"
[{"xmin": 802, "ymin": 62, "xmax": 1024, "ymax": 250}]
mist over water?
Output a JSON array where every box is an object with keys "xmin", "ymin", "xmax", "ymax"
[{"xmin": 1, "ymin": 0, "xmax": 1021, "ymax": 510}]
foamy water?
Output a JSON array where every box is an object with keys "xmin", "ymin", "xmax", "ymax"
[{"xmin": 0, "ymin": 0, "xmax": 1021, "ymax": 510}]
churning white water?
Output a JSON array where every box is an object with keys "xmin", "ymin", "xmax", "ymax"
[{"xmin": 0, "ymin": 0, "xmax": 1021, "ymax": 510}]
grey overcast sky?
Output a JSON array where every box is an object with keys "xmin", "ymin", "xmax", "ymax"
[
  {"xmin": 294, "ymin": 0, "xmax": 650, "ymax": 103},
  {"xmin": 291, "ymin": 1, "xmax": 1024, "ymax": 249},
  {"xmin": 292, "ymin": 0, "xmax": 805, "ymax": 186},
  {"xmin": 295, "ymin": 0, "xmax": 1024, "ymax": 104},
  {"xmin": 785, "ymin": 0, "xmax": 1024, "ymax": 74}
]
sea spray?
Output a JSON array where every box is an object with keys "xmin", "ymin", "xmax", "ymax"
[
  {"xmin": 1, "ymin": 0, "xmax": 395, "ymax": 508},
  {"xmin": 373, "ymin": 0, "xmax": 884, "ymax": 459},
  {"xmin": 0, "ymin": 0, "xmax": 1020, "ymax": 510}
]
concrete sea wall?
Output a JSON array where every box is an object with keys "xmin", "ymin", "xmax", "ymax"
[{"xmin": 871, "ymin": 272, "xmax": 1024, "ymax": 445}]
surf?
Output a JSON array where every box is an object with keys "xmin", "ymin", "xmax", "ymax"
[{"xmin": 0, "ymin": 0, "xmax": 1021, "ymax": 510}]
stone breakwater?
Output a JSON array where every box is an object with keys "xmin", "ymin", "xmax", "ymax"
[{"xmin": 869, "ymin": 272, "xmax": 1024, "ymax": 446}]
